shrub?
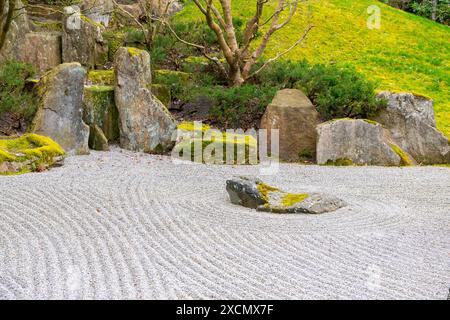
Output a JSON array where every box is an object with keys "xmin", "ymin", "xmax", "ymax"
[
  {"xmin": 207, "ymin": 84, "xmax": 278, "ymax": 128},
  {"xmin": 257, "ymin": 61, "xmax": 385, "ymax": 120},
  {"xmin": 0, "ymin": 61, "xmax": 36, "ymax": 120}
]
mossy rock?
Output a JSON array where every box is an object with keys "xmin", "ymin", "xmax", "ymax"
[
  {"xmin": 226, "ymin": 177, "xmax": 346, "ymax": 214},
  {"xmin": 0, "ymin": 134, "xmax": 65, "ymax": 175},
  {"xmin": 173, "ymin": 124, "xmax": 258, "ymax": 165},
  {"xmin": 325, "ymin": 158, "xmax": 354, "ymax": 166},
  {"xmin": 153, "ymin": 70, "xmax": 192, "ymax": 87},
  {"xmin": 103, "ymin": 30, "xmax": 127, "ymax": 60},
  {"xmin": 83, "ymin": 85, "xmax": 120, "ymax": 142},
  {"xmin": 389, "ymin": 143, "xmax": 414, "ymax": 166},
  {"xmin": 181, "ymin": 56, "xmax": 210, "ymax": 73},
  {"xmin": 31, "ymin": 20, "xmax": 63, "ymax": 32},
  {"xmin": 87, "ymin": 70, "xmax": 115, "ymax": 85},
  {"xmin": 149, "ymin": 84, "xmax": 171, "ymax": 108}
]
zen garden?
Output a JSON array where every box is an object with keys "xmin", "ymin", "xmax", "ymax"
[{"xmin": 0, "ymin": 0, "xmax": 449, "ymax": 301}]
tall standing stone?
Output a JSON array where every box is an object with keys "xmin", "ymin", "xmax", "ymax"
[
  {"xmin": 62, "ymin": 6, "xmax": 108, "ymax": 69},
  {"xmin": 260, "ymin": 89, "xmax": 320, "ymax": 162},
  {"xmin": 30, "ymin": 63, "xmax": 89, "ymax": 155},
  {"xmin": 114, "ymin": 47, "xmax": 176, "ymax": 153}
]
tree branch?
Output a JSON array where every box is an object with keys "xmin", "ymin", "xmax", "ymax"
[{"xmin": 248, "ymin": 24, "xmax": 313, "ymax": 79}]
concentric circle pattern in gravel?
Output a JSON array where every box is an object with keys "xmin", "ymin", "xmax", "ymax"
[{"xmin": 0, "ymin": 147, "xmax": 449, "ymax": 299}]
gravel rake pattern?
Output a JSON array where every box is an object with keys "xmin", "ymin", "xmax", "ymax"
[{"xmin": 0, "ymin": 148, "xmax": 449, "ymax": 299}]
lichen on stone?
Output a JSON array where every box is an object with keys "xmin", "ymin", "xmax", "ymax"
[
  {"xmin": 281, "ymin": 193, "xmax": 310, "ymax": 207},
  {"xmin": 256, "ymin": 182, "xmax": 280, "ymax": 203},
  {"xmin": 127, "ymin": 47, "xmax": 142, "ymax": 57},
  {"xmin": 389, "ymin": 143, "xmax": 413, "ymax": 166}
]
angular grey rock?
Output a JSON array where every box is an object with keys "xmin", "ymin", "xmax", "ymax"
[
  {"xmin": 376, "ymin": 92, "xmax": 450, "ymax": 164},
  {"xmin": 260, "ymin": 89, "xmax": 320, "ymax": 162},
  {"xmin": 114, "ymin": 47, "xmax": 176, "ymax": 153},
  {"xmin": 316, "ymin": 119, "xmax": 412, "ymax": 166},
  {"xmin": 81, "ymin": 0, "xmax": 114, "ymax": 27},
  {"xmin": 30, "ymin": 63, "xmax": 90, "ymax": 155},
  {"xmin": 258, "ymin": 192, "xmax": 347, "ymax": 215},
  {"xmin": 226, "ymin": 177, "xmax": 266, "ymax": 209},
  {"xmin": 62, "ymin": 6, "xmax": 108, "ymax": 68},
  {"xmin": 19, "ymin": 32, "xmax": 62, "ymax": 74},
  {"xmin": 226, "ymin": 177, "xmax": 346, "ymax": 214}
]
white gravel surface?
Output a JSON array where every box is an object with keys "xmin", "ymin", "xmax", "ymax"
[{"xmin": 0, "ymin": 147, "xmax": 449, "ymax": 299}]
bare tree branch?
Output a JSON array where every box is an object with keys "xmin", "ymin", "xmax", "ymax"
[{"xmin": 248, "ymin": 24, "xmax": 313, "ymax": 79}]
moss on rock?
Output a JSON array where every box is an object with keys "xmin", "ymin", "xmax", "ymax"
[
  {"xmin": 83, "ymin": 85, "xmax": 119, "ymax": 142},
  {"xmin": 325, "ymin": 158, "xmax": 354, "ymax": 166},
  {"xmin": 181, "ymin": 56, "xmax": 210, "ymax": 73},
  {"xmin": 389, "ymin": 143, "xmax": 413, "ymax": 166},
  {"xmin": 256, "ymin": 182, "xmax": 280, "ymax": 203},
  {"xmin": 281, "ymin": 193, "xmax": 310, "ymax": 207},
  {"xmin": 0, "ymin": 134, "xmax": 65, "ymax": 175},
  {"xmin": 154, "ymin": 70, "xmax": 192, "ymax": 86},
  {"xmin": 87, "ymin": 70, "xmax": 114, "ymax": 85}
]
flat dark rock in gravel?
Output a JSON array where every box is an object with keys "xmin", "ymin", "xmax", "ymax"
[{"xmin": 226, "ymin": 177, "xmax": 347, "ymax": 214}]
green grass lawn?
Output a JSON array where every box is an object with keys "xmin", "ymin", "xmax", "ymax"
[{"xmin": 175, "ymin": 0, "xmax": 450, "ymax": 137}]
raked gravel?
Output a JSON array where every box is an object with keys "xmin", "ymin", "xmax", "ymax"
[{"xmin": 0, "ymin": 147, "xmax": 449, "ymax": 299}]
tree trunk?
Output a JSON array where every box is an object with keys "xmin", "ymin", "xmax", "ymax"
[
  {"xmin": 0, "ymin": 0, "xmax": 16, "ymax": 53},
  {"xmin": 229, "ymin": 65, "xmax": 244, "ymax": 87},
  {"xmin": 431, "ymin": 0, "xmax": 437, "ymax": 21}
]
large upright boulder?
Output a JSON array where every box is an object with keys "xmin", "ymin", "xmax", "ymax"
[
  {"xmin": 62, "ymin": 6, "xmax": 108, "ymax": 69},
  {"xmin": 376, "ymin": 92, "xmax": 450, "ymax": 164},
  {"xmin": 316, "ymin": 119, "xmax": 413, "ymax": 166},
  {"xmin": 0, "ymin": 0, "xmax": 30, "ymax": 63},
  {"xmin": 19, "ymin": 32, "xmax": 62, "ymax": 74},
  {"xmin": 260, "ymin": 89, "xmax": 320, "ymax": 162},
  {"xmin": 30, "ymin": 63, "xmax": 89, "ymax": 155},
  {"xmin": 114, "ymin": 47, "xmax": 176, "ymax": 153}
]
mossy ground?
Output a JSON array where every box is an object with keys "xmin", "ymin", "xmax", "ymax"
[
  {"xmin": 0, "ymin": 134, "xmax": 65, "ymax": 175},
  {"xmin": 175, "ymin": 0, "xmax": 450, "ymax": 138}
]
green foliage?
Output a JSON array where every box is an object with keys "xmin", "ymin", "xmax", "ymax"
[
  {"xmin": 0, "ymin": 61, "xmax": 36, "ymax": 120},
  {"xmin": 257, "ymin": 61, "xmax": 385, "ymax": 120},
  {"xmin": 206, "ymin": 85, "xmax": 278, "ymax": 128},
  {"xmin": 410, "ymin": 0, "xmax": 450, "ymax": 25}
]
